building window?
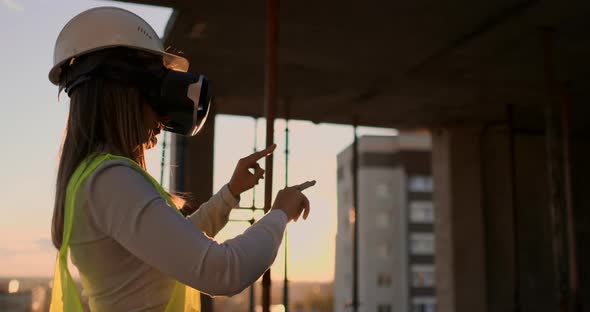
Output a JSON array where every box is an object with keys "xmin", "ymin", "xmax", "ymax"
[
  {"xmin": 411, "ymin": 264, "xmax": 435, "ymax": 287},
  {"xmin": 376, "ymin": 212, "xmax": 390, "ymax": 228},
  {"xmin": 408, "ymin": 175, "xmax": 433, "ymax": 192},
  {"xmin": 378, "ymin": 304, "xmax": 392, "ymax": 312},
  {"xmin": 377, "ymin": 272, "xmax": 392, "ymax": 288},
  {"xmin": 410, "ymin": 233, "xmax": 434, "ymax": 255},
  {"xmin": 412, "ymin": 297, "xmax": 436, "ymax": 312},
  {"xmin": 409, "ymin": 201, "xmax": 434, "ymax": 223}
]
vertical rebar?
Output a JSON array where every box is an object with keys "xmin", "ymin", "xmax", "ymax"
[
  {"xmin": 250, "ymin": 118, "xmax": 259, "ymax": 312},
  {"xmin": 262, "ymin": 0, "xmax": 279, "ymax": 310},
  {"xmin": 253, "ymin": 118, "xmax": 259, "ymax": 209},
  {"xmin": 160, "ymin": 132, "xmax": 167, "ymax": 185},
  {"xmin": 283, "ymin": 101, "xmax": 290, "ymax": 312},
  {"xmin": 352, "ymin": 121, "xmax": 359, "ymax": 312},
  {"xmin": 250, "ymin": 216, "xmax": 256, "ymax": 312}
]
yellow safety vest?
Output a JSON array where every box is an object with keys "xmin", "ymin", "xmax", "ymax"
[{"xmin": 49, "ymin": 153, "xmax": 201, "ymax": 311}]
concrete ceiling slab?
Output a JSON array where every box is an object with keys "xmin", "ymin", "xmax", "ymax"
[{"xmin": 115, "ymin": 0, "xmax": 590, "ymax": 129}]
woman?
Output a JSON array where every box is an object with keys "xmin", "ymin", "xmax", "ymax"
[{"xmin": 49, "ymin": 7, "xmax": 315, "ymax": 312}]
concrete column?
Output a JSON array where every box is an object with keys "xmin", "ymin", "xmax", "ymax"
[
  {"xmin": 170, "ymin": 114, "xmax": 216, "ymax": 208},
  {"xmin": 571, "ymin": 137, "xmax": 590, "ymax": 311},
  {"xmin": 170, "ymin": 113, "xmax": 216, "ymax": 312},
  {"xmin": 480, "ymin": 128, "xmax": 516, "ymax": 312},
  {"xmin": 432, "ymin": 126, "xmax": 487, "ymax": 312}
]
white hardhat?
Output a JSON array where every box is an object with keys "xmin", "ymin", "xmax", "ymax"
[{"xmin": 48, "ymin": 6, "xmax": 189, "ymax": 85}]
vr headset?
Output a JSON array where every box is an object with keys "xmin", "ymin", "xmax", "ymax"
[{"xmin": 59, "ymin": 49, "xmax": 211, "ymax": 136}]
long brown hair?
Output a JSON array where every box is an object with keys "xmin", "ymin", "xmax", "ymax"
[{"xmin": 51, "ymin": 77, "xmax": 151, "ymax": 249}]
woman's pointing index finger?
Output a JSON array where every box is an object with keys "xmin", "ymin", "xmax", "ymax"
[
  {"xmin": 246, "ymin": 144, "xmax": 277, "ymax": 163},
  {"xmin": 293, "ymin": 180, "xmax": 317, "ymax": 191}
]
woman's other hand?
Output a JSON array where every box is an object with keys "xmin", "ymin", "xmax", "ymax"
[
  {"xmin": 228, "ymin": 144, "xmax": 277, "ymax": 197},
  {"xmin": 271, "ymin": 181, "xmax": 316, "ymax": 222}
]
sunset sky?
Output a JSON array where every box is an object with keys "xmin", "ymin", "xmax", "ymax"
[{"xmin": 0, "ymin": 0, "xmax": 395, "ymax": 282}]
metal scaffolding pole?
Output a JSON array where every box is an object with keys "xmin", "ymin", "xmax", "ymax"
[
  {"xmin": 352, "ymin": 122, "xmax": 359, "ymax": 312},
  {"xmin": 249, "ymin": 218, "xmax": 256, "ymax": 312},
  {"xmin": 283, "ymin": 102, "xmax": 290, "ymax": 312},
  {"xmin": 251, "ymin": 118, "xmax": 259, "ymax": 312},
  {"xmin": 262, "ymin": 0, "xmax": 279, "ymax": 310},
  {"xmin": 160, "ymin": 132, "xmax": 167, "ymax": 185}
]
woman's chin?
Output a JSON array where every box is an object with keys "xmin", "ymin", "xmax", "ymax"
[{"xmin": 145, "ymin": 137, "xmax": 158, "ymax": 149}]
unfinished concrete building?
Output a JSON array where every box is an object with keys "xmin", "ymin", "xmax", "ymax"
[{"xmin": 116, "ymin": 1, "xmax": 590, "ymax": 311}]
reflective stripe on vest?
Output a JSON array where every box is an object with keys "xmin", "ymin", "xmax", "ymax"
[{"xmin": 49, "ymin": 153, "xmax": 201, "ymax": 311}]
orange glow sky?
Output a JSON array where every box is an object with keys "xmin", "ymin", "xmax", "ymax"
[{"xmin": 0, "ymin": 0, "xmax": 396, "ymax": 282}]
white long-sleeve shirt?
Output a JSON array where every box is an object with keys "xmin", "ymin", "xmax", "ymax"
[{"xmin": 69, "ymin": 159, "xmax": 288, "ymax": 312}]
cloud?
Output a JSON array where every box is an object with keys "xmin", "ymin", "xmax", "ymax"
[{"xmin": 1, "ymin": 0, "xmax": 24, "ymax": 11}]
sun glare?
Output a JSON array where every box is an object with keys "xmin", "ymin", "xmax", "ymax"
[{"xmin": 8, "ymin": 279, "xmax": 19, "ymax": 293}]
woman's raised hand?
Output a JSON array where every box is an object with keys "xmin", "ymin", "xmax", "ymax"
[
  {"xmin": 271, "ymin": 181, "xmax": 316, "ymax": 222},
  {"xmin": 228, "ymin": 144, "xmax": 276, "ymax": 197}
]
